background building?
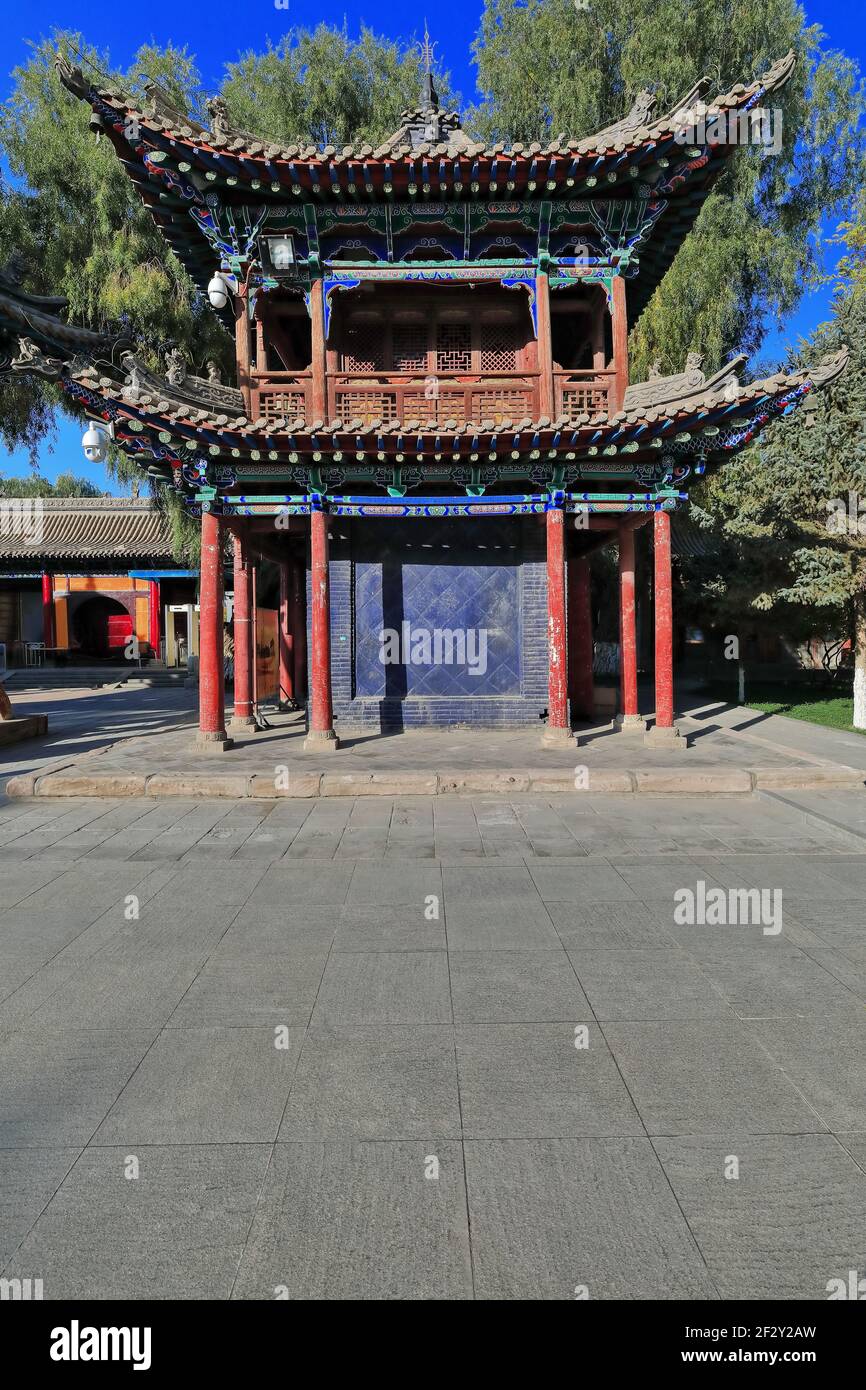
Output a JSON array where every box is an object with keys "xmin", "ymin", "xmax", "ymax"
[{"xmin": 0, "ymin": 496, "xmax": 196, "ymax": 667}]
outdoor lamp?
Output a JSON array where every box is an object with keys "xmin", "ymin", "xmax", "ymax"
[
  {"xmin": 82, "ymin": 423, "xmax": 109, "ymax": 463},
  {"xmin": 207, "ymin": 272, "xmax": 229, "ymax": 309},
  {"xmin": 263, "ymin": 235, "xmax": 295, "ymax": 274}
]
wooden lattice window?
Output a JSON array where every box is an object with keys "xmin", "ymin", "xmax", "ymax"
[
  {"xmin": 435, "ymin": 322, "xmax": 472, "ymax": 373},
  {"xmin": 392, "ymin": 324, "xmax": 428, "ymax": 371},
  {"xmin": 474, "ymin": 389, "xmax": 534, "ymax": 424},
  {"xmin": 480, "ymin": 324, "xmax": 518, "ymax": 372},
  {"xmin": 260, "ymin": 390, "xmax": 307, "ymax": 421},
  {"xmin": 336, "ymin": 390, "xmax": 398, "ymax": 426},
  {"xmin": 343, "ymin": 323, "xmax": 384, "ymax": 371}
]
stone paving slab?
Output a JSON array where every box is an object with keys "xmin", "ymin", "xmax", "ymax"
[
  {"xmin": 279, "ymin": 1026, "xmax": 463, "ymax": 1141},
  {"xmin": 463, "ymin": 1137, "xmax": 718, "ymax": 1299},
  {"xmin": 602, "ymin": 1019, "xmax": 826, "ymax": 1136},
  {"xmin": 92, "ymin": 1025, "xmax": 304, "ymax": 1146},
  {"xmin": 652, "ymin": 1133, "xmax": 866, "ymax": 1301},
  {"xmin": 232, "ymin": 1141, "xmax": 473, "ymax": 1301},
  {"xmin": 1, "ymin": 1144, "xmax": 270, "ymax": 1300}
]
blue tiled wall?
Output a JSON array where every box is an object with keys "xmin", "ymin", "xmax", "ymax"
[{"xmin": 308, "ymin": 517, "xmax": 550, "ymax": 729}]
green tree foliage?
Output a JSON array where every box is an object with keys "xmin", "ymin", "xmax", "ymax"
[
  {"xmin": 471, "ymin": 0, "xmax": 865, "ymax": 376},
  {"xmin": 220, "ymin": 24, "xmax": 456, "ymax": 149},
  {"xmin": 0, "ymin": 25, "xmax": 453, "ymax": 553},
  {"xmin": 827, "ymin": 190, "xmax": 866, "ymax": 298},
  {"xmin": 684, "ymin": 290, "xmax": 866, "ymax": 711},
  {"xmin": 0, "ymin": 471, "xmax": 104, "ymax": 496},
  {"xmin": 0, "ymin": 33, "xmax": 230, "ymax": 547}
]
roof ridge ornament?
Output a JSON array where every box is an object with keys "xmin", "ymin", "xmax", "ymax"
[{"xmin": 417, "ymin": 21, "xmax": 440, "ymax": 116}]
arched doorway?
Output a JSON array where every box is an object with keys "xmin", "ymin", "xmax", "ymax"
[{"xmin": 72, "ymin": 596, "xmax": 133, "ymax": 659}]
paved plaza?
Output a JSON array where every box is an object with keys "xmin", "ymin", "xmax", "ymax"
[{"xmin": 0, "ymin": 780, "xmax": 865, "ymax": 1299}]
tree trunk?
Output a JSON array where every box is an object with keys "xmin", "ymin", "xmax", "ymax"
[{"xmin": 854, "ymin": 592, "xmax": 866, "ymax": 730}]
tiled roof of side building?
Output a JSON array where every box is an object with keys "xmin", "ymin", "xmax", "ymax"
[{"xmin": 0, "ymin": 497, "xmax": 176, "ymax": 562}]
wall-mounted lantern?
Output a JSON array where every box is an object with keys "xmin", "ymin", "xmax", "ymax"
[{"xmin": 260, "ymin": 234, "xmax": 296, "ymax": 277}]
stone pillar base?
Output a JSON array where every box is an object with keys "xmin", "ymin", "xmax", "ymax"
[
  {"xmin": 644, "ymin": 723, "xmax": 688, "ymax": 752},
  {"xmin": 615, "ymin": 713, "xmax": 647, "ymax": 734},
  {"xmin": 230, "ymin": 715, "xmax": 257, "ymax": 731},
  {"xmin": 278, "ymin": 699, "xmax": 299, "ymax": 713},
  {"xmin": 542, "ymin": 724, "xmax": 574, "ymax": 747},
  {"xmin": 193, "ymin": 732, "xmax": 234, "ymax": 754},
  {"xmin": 303, "ymin": 728, "xmax": 340, "ymax": 752}
]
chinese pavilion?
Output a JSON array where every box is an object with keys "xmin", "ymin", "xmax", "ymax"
[{"xmin": 0, "ymin": 46, "xmax": 846, "ymax": 751}]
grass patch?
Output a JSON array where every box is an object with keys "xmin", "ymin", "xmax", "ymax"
[{"xmin": 707, "ymin": 681, "xmax": 866, "ymax": 735}]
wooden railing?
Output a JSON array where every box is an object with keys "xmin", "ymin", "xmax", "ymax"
[
  {"xmin": 329, "ymin": 373, "xmax": 540, "ymax": 428},
  {"xmin": 555, "ymin": 369, "xmax": 616, "ymax": 421},
  {"xmin": 252, "ymin": 368, "xmax": 616, "ymax": 426},
  {"xmin": 253, "ymin": 372, "xmax": 312, "ymax": 423}
]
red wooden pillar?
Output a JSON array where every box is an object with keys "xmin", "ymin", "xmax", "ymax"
[
  {"xmin": 196, "ymin": 509, "xmax": 231, "ymax": 750},
  {"xmin": 653, "ymin": 510, "xmax": 673, "ymax": 727},
  {"xmin": 292, "ymin": 553, "xmax": 307, "ymax": 701},
  {"xmin": 231, "ymin": 532, "xmax": 255, "ymax": 728},
  {"xmin": 535, "ymin": 272, "xmax": 555, "ymax": 419},
  {"xmin": 544, "ymin": 507, "xmax": 571, "ymax": 742},
  {"xmin": 278, "ymin": 560, "xmax": 295, "ymax": 707},
  {"xmin": 646, "ymin": 508, "xmax": 685, "ymax": 747},
  {"xmin": 611, "ymin": 274, "xmax": 629, "ymax": 413},
  {"xmin": 310, "ymin": 279, "xmax": 327, "ymax": 422},
  {"xmin": 148, "ymin": 579, "xmax": 161, "ymax": 659},
  {"xmin": 234, "ymin": 280, "xmax": 252, "ymax": 417},
  {"xmin": 304, "ymin": 508, "xmax": 339, "ymax": 750},
  {"xmin": 567, "ymin": 553, "xmax": 594, "ymax": 723},
  {"xmin": 616, "ymin": 522, "xmax": 644, "ymax": 732},
  {"xmin": 41, "ymin": 572, "xmax": 54, "ymax": 650}
]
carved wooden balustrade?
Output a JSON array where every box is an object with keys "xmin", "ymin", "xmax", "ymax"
[
  {"xmin": 554, "ymin": 369, "xmax": 616, "ymax": 421},
  {"xmin": 254, "ymin": 369, "xmax": 616, "ymax": 426},
  {"xmin": 329, "ymin": 373, "xmax": 540, "ymax": 427},
  {"xmin": 254, "ymin": 372, "xmax": 312, "ymax": 422}
]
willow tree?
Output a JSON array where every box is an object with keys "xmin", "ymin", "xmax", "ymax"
[
  {"xmin": 219, "ymin": 24, "xmax": 457, "ymax": 149},
  {"xmin": 0, "ymin": 26, "xmax": 453, "ymax": 554},
  {"xmin": 471, "ymin": 0, "xmax": 865, "ymax": 377}
]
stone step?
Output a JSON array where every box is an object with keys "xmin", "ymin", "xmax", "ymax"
[{"xmin": 7, "ymin": 763, "xmax": 865, "ymax": 800}]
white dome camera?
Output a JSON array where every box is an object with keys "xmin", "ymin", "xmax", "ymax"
[
  {"xmin": 207, "ymin": 273, "xmax": 229, "ymax": 309},
  {"xmin": 82, "ymin": 423, "xmax": 110, "ymax": 463}
]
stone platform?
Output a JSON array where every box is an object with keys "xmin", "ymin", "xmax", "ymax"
[
  {"xmin": 0, "ymin": 714, "xmax": 49, "ymax": 747},
  {"xmin": 6, "ymin": 703, "xmax": 865, "ymax": 799}
]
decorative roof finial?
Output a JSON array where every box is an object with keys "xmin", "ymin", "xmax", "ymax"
[
  {"xmin": 417, "ymin": 21, "xmax": 439, "ymax": 114},
  {"xmin": 420, "ymin": 21, "xmax": 435, "ymax": 73}
]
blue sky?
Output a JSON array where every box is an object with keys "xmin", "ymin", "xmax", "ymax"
[{"xmin": 0, "ymin": 0, "xmax": 861, "ymax": 492}]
